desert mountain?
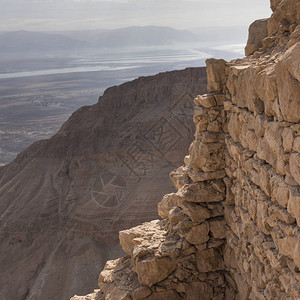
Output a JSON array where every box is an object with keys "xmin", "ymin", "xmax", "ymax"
[
  {"xmin": 0, "ymin": 30, "xmax": 85, "ymax": 54},
  {"xmin": 0, "ymin": 27, "xmax": 198, "ymax": 56},
  {"xmin": 91, "ymin": 26, "xmax": 197, "ymax": 47},
  {"xmin": 0, "ymin": 67, "xmax": 206, "ymax": 299}
]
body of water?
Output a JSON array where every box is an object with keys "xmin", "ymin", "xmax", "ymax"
[{"xmin": 0, "ymin": 45, "xmax": 244, "ymax": 80}]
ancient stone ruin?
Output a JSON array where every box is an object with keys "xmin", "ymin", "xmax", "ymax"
[{"xmin": 72, "ymin": 0, "xmax": 300, "ymax": 299}]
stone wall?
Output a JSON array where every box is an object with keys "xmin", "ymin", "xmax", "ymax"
[
  {"xmin": 221, "ymin": 0, "xmax": 300, "ymax": 296},
  {"xmin": 71, "ymin": 0, "xmax": 300, "ymax": 299}
]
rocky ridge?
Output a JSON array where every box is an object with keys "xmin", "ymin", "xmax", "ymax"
[
  {"xmin": 72, "ymin": 0, "xmax": 300, "ymax": 299},
  {"xmin": 0, "ymin": 68, "xmax": 206, "ymax": 300}
]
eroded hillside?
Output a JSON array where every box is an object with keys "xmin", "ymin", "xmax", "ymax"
[{"xmin": 0, "ymin": 68, "xmax": 206, "ymax": 299}]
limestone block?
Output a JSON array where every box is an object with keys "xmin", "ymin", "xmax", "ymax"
[
  {"xmin": 288, "ymin": 186, "xmax": 300, "ymax": 226},
  {"xmin": 214, "ymin": 94, "xmax": 226, "ymax": 106},
  {"xmin": 275, "ymin": 235, "xmax": 300, "ymax": 269},
  {"xmin": 265, "ymin": 247, "xmax": 287, "ymax": 271},
  {"xmin": 245, "ymin": 18, "xmax": 269, "ymax": 56},
  {"xmin": 281, "ymin": 43, "xmax": 300, "ymax": 82},
  {"xmin": 282, "ymin": 127, "xmax": 295, "ymax": 152},
  {"xmin": 175, "ymin": 181, "xmax": 225, "ymax": 203},
  {"xmin": 206, "ymin": 58, "xmax": 227, "ymax": 93},
  {"xmin": 194, "ymin": 106, "xmax": 205, "ymax": 117},
  {"xmin": 293, "ymin": 136, "xmax": 300, "ymax": 152},
  {"xmin": 119, "ymin": 220, "xmax": 164, "ymax": 255},
  {"xmin": 269, "ymin": 205, "xmax": 295, "ymax": 224},
  {"xmin": 195, "ymin": 94, "xmax": 217, "ymax": 108},
  {"xmin": 187, "ymin": 169, "xmax": 226, "ymax": 182},
  {"xmin": 235, "ymin": 66, "xmax": 265, "ymax": 113},
  {"xmin": 270, "ymin": 175, "xmax": 288, "ymax": 207},
  {"xmin": 254, "ymin": 114, "xmax": 267, "ymax": 137},
  {"xmin": 99, "ymin": 258, "xmax": 127, "ymax": 285},
  {"xmin": 224, "ymin": 206, "xmax": 241, "ymax": 238},
  {"xmin": 209, "ymin": 218, "xmax": 226, "ymax": 239},
  {"xmin": 158, "ymin": 193, "xmax": 177, "ymax": 219},
  {"xmin": 257, "ymin": 121, "xmax": 285, "ymax": 174},
  {"xmin": 207, "ymin": 120, "xmax": 223, "ymax": 132},
  {"xmin": 227, "ymin": 112, "xmax": 242, "ymax": 142},
  {"xmin": 185, "ymin": 221, "xmax": 209, "ymax": 244},
  {"xmin": 226, "ymin": 70, "xmax": 236, "ymax": 100},
  {"xmin": 135, "ymin": 257, "xmax": 177, "ymax": 287},
  {"xmin": 189, "ymin": 140, "xmax": 225, "ymax": 172},
  {"xmin": 168, "ymin": 207, "xmax": 185, "ymax": 225},
  {"xmin": 257, "ymin": 201, "xmax": 272, "ymax": 235},
  {"xmin": 223, "ymin": 244, "xmax": 238, "ymax": 269},
  {"xmin": 240, "ymin": 126, "xmax": 258, "ymax": 152},
  {"xmin": 200, "ymin": 131, "xmax": 223, "ymax": 144},
  {"xmin": 276, "ymin": 57, "xmax": 300, "ymax": 123},
  {"xmin": 104, "ymin": 286, "xmax": 131, "ymax": 300},
  {"xmin": 177, "ymin": 200, "xmax": 210, "ymax": 223},
  {"xmin": 196, "ymin": 248, "xmax": 224, "ymax": 272},
  {"xmin": 254, "ymin": 66, "xmax": 277, "ymax": 116},
  {"xmin": 174, "ymin": 265, "xmax": 192, "ymax": 281},
  {"xmin": 288, "ymin": 25, "xmax": 300, "ymax": 48},
  {"xmin": 230, "ymin": 65, "xmax": 252, "ymax": 76},
  {"xmin": 169, "ymin": 166, "xmax": 191, "ymax": 190},
  {"xmin": 208, "ymin": 203, "xmax": 224, "ymax": 218},
  {"xmin": 289, "ymin": 152, "xmax": 300, "ymax": 184}
]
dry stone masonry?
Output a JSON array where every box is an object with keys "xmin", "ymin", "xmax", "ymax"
[{"xmin": 71, "ymin": 0, "xmax": 300, "ymax": 299}]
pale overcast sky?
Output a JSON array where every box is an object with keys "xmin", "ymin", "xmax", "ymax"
[{"xmin": 0, "ymin": 0, "xmax": 272, "ymax": 31}]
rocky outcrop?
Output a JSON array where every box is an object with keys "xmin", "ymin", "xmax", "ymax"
[
  {"xmin": 0, "ymin": 68, "xmax": 207, "ymax": 300},
  {"xmin": 73, "ymin": 0, "xmax": 300, "ymax": 299},
  {"xmin": 245, "ymin": 18, "xmax": 269, "ymax": 56}
]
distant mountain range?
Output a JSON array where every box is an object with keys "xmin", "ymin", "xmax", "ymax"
[
  {"xmin": 0, "ymin": 30, "xmax": 85, "ymax": 54},
  {"xmin": 0, "ymin": 26, "xmax": 197, "ymax": 56},
  {"xmin": 0, "ymin": 25, "xmax": 247, "ymax": 57}
]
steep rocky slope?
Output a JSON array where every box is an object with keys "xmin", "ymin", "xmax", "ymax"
[
  {"xmin": 72, "ymin": 0, "xmax": 300, "ymax": 299},
  {"xmin": 0, "ymin": 68, "xmax": 207, "ymax": 300}
]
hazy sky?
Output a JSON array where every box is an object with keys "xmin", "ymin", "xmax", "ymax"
[{"xmin": 0, "ymin": 0, "xmax": 272, "ymax": 31}]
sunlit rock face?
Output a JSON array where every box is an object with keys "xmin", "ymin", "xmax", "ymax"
[
  {"xmin": 74, "ymin": 1, "xmax": 300, "ymax": 299},
  {"xmin": 0, "ymin": 67, "xmax": 206, "ymax": 300}
]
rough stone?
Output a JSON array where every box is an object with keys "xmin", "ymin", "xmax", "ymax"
[
  {"xmin": 169, "ymin": 166, "xmax": 191, "ymax": 190},
  {"xmin": 135, "ymin": 257, "xmax": 177, "ymax": 287},
  {"xmin": 177, "ymin": 201, "xmax": 210, "ymax": 223},
  {"xmin": 209, "ymin": 218, "xmax": 227, "ymax": 239},
  {"xmin": 288, "ymin": 186, "xmax": 300, "ymax": 226},
  {"xmin": 189, "ymin": 140, "xmax": 225, "ymax": 172},
  {"xmin": 175, "ymin": 181, "xmax": 225, "ymax": 203},
  {"xmin": 245, "ymin": 18, "xmax": 269, "ymax": 56},
  {"xmin": 276, "ymin": 56, "xmax": 300, "ymax": 123},
  {"xmin": 185, "ymin": 221, "xmax": 209, "ymax": 245},
  {"xmin": 206, "ymin": 58, "xmax": 227, "ymax": 93},
  {"xmin": 289, "ymin": 153, "xmax": 300, "ymax": 184},
  {"xmin": 196, "ymin": 248, "xmax": 225, "ymax": 272}
]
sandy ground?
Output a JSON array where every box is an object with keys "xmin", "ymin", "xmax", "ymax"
[{"xmin": 0, "ymin": 67, "xmax": 150, "ymax": 164}]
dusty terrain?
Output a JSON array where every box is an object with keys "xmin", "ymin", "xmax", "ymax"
[
  {"xmin": 0, "ymin": 68, "xmax": 144, "ymax": 164},
  {"xmin": 0, "ymin": 67, "xmax": 206, "ymax": 299}
]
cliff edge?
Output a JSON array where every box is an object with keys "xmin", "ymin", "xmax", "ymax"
[
  {"xmin": 0, "ymin": 68, "xmax": 206, "ymax": 300},
  {"xmin": 72, "ymin": 0, "xmax": 300, "ymax": 299}
]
